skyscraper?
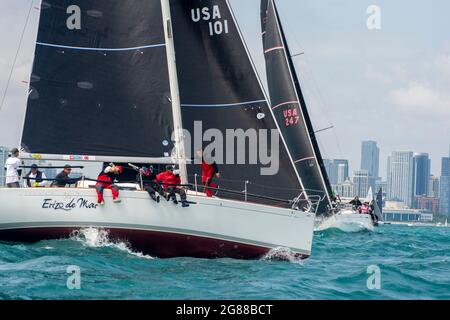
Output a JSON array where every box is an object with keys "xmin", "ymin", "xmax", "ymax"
[
  {"xmin": 428, "ymin": 175, "xmax": 440, "ymax": 198},
  {"xmin": 0, "ymin": 147, "xmax": 9, "ymax": 187},
  {"xmin": 361, "ymin": 141, "xmax": 380, "ymax": 179},
  {"xmin": 387, "ymin": 151, "xmax": 414, "ymax": 208},
  {"xmin": 439, "ymin": 157, "xmax": 450, "ymax": 215},
  {"xmin": 413, "ymin": 153, "xmax": 430, "ymax": 196},
  {"xmin": 353, "ymin": 170, "xmax": 374, "ymax": 198},
  {"xmin": 336, "ymin": 163, "xmax": 347, "ymax": 184},
  {"xmin": 442, "ymin": 157, "xmax": 450, "ymax": 176},
  {"xmin": 323, "ymin": 159, "xmax": 349, "ymax": 185},
  {"xmin": 323, "ymin": 159, "xmax": 333, "ymax": 183}
]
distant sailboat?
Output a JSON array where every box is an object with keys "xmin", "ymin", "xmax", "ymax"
[
  {"xmin": 260, "ymin": 0, "xmax": 376, "ymax": 229},
  {"xmin": 261, "ymin": 0, "xmax": 333, "ymax": 214},
  {"xmin": 366, "ymin": 187, "xmax": 373, "ymax": 201},
  {"xmin": 0, "ymin": 0, "xmax": 320, "ymax": 259}
]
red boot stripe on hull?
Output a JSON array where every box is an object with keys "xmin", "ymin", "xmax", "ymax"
[{"xmin": 0, "ymin": 227, "xmax": 309, "ymax": 260}]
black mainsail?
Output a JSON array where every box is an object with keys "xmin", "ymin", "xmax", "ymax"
[
  {"xmin": 21, "ymin": 0, "xmax": 174, "ymax": 159},
  {"xmin": 261, "ymin": 0, "xmax": 333, "ymax": 213},
  {"xmin": 169, "ymin": 0, "xmax": 304, "ymax": 204}
]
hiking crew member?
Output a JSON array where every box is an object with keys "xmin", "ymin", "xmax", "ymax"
[
  {"xmin": 96, "ymin": 164, "xmax": 123, "ymax": 205},
  {"xmin": 138, "ymin": 166, "xmax": 163, "ymax": 203},
  {"xmin": 24, "ymin": 164, "xmax": 47, "ymax": 188},
  {"xmin": 201, "ymin": 158, "xmax": 220, "ymax": 198},
  {"xmin": 51, "ymin": 165, "xmax": 80, "ymax": 187},
  {"xmin": 156, "ymin": 165, "xmax": 189, "ymax": 207},
  {"xmin": 4, "ymin": 148, "xmax": 21, "ymax": 188}
]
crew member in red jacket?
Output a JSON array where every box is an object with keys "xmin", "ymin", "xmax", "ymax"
[
  {"xmin": 95, "ymin": 164, "xmax": 123, "ymax": 205},
  {"xmin": 197, "ymin": 150, "xmax": 220, "ymax": 198},
  {"xmin": 156, "ymin": 165, "xmax": 189, "ymax": 207}
]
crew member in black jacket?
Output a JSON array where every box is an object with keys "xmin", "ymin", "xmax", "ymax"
[
  {"xmin": 138, "ymin": 166, "xmax": 164, "ymax": 203},
  {"xmin": 51, "ymin": 165, "xmax": 81, "ymax": 187}
]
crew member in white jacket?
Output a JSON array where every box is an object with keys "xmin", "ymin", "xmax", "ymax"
[
  {"xmin": 4, "ymin": 148, "xmax": 22, "ymax": 188},
  {"xmin": 23, "ymin": 164, "xmax": 48, "ymax": 188}
]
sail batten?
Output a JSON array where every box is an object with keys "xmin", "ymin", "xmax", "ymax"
[
  {"xmin": 180, "ymin": 100, "xmax": 268, "ymax": 108},
  {"xmin": 36, "ymin": 42, "xmax": 166, "ymax": 51}
]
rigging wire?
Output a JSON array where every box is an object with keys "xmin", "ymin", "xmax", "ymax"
[{"xmin": 0, "ymin": 0, "xmax": 35, "ymax": 113}]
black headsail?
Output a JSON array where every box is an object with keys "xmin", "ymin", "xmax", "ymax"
[
  {"xmin": 21, "ymin": 0, "xmax": 174, "ymax": 159},
  {"xmin": 169, "ymin": 0, "xmax": 304, "ymax": 204},
  {"xmin": 261, "ymin": 0, "xmax": 333, "ymax": 213}
]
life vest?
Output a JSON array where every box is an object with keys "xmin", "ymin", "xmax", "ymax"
[
  {"xmin": 97, "ymin": 171, "xmax": 116, "ymax": 185},
  {"xmin": 201, "ymin": 160, "xmax": 218, "ymax": 183},
  {"xmin": 156, "ymin": 171, "xmax": 180, "ymax": 189},
  {"xmin": 361, "ymin": 205, "xmax": 370, "ymax": 214}
]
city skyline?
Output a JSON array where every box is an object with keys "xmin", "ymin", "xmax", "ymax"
[
  {"xmin": 0, "ymin": 0, "xmax": 449, "ymax": 178},
  {"xmin": 325, "ymin": 141, "xmax": 449, "ymax": 182},
  {"xmin": 325, "ymin": 141, "xmax": 449, "ymax": 214}
]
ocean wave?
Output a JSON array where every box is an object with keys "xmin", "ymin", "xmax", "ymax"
[{"xmin": 70, "ymin": 228, "xmax": 154, "ymax": 260}]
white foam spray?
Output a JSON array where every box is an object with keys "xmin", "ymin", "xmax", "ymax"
[
  {"xmin": 315, "ymin": 215, "xmax": 375, "ymax": 233},
  {"xmin": 70, "ymin": 228, "xmax": 154, "ymax": 259},
  {"xmin": 261, "ymin": 247, "xmax": 305, "ymax": 264}
]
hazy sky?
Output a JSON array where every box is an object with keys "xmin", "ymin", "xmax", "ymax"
[{"xmin": 1, "ymin": 0, "xmax": 449, "ymax": 179}]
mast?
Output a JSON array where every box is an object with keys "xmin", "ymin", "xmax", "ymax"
[{"xmin": 161, "ymin": 0, "xmax": 188, "ymax": 184}]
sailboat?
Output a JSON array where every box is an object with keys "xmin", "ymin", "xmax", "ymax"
[
  {"xmin": 260, "ymin": 0, "xmax": 377, "ymax": 230},
  {"xmin": 0, "ymin": 0, "xmax": 325, "ymax": 259}
]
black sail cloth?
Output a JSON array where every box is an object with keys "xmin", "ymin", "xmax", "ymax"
[
  {"xmin": 261, "ymin": 0, "xmax": 333, "ymax": 213},
  {"xmin": 22, "ymin": 0, "xmax": 174, "ymax": 157},
  {"xmin": 170, "ymin": 0, "xmax": 303, "ymax": 205}
]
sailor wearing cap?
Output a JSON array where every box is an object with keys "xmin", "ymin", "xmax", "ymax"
[
  {"xmin": 51, "ymin": 164, "xmax": 81, "ymax": 187},
  {"xmin": 95, "ymin": 164, "xmax": 123, "ymax": 205},
  {"xmin": 24, "ymin": 164, "xmax": 48, "ymax": 188},
  {"xmin": 4, "ymin": 148, "xmax": 22, "ymax": 188}
]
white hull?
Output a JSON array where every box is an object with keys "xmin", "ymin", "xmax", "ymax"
[{"xmin": 0, "ymin": 188, "xmax": 315, "ymax": 259}]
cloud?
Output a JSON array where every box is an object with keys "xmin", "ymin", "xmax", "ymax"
[
  {"xmin": 365, "ymin": 64, "xmax": 408, "ymax": 85},
  {"xmin": 389, "ymin": 83, "xmax": 450, "ymax": 117},
  {"xmin": 435, "ymin": 53, "xmax": 450, "ymax": 79}
]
